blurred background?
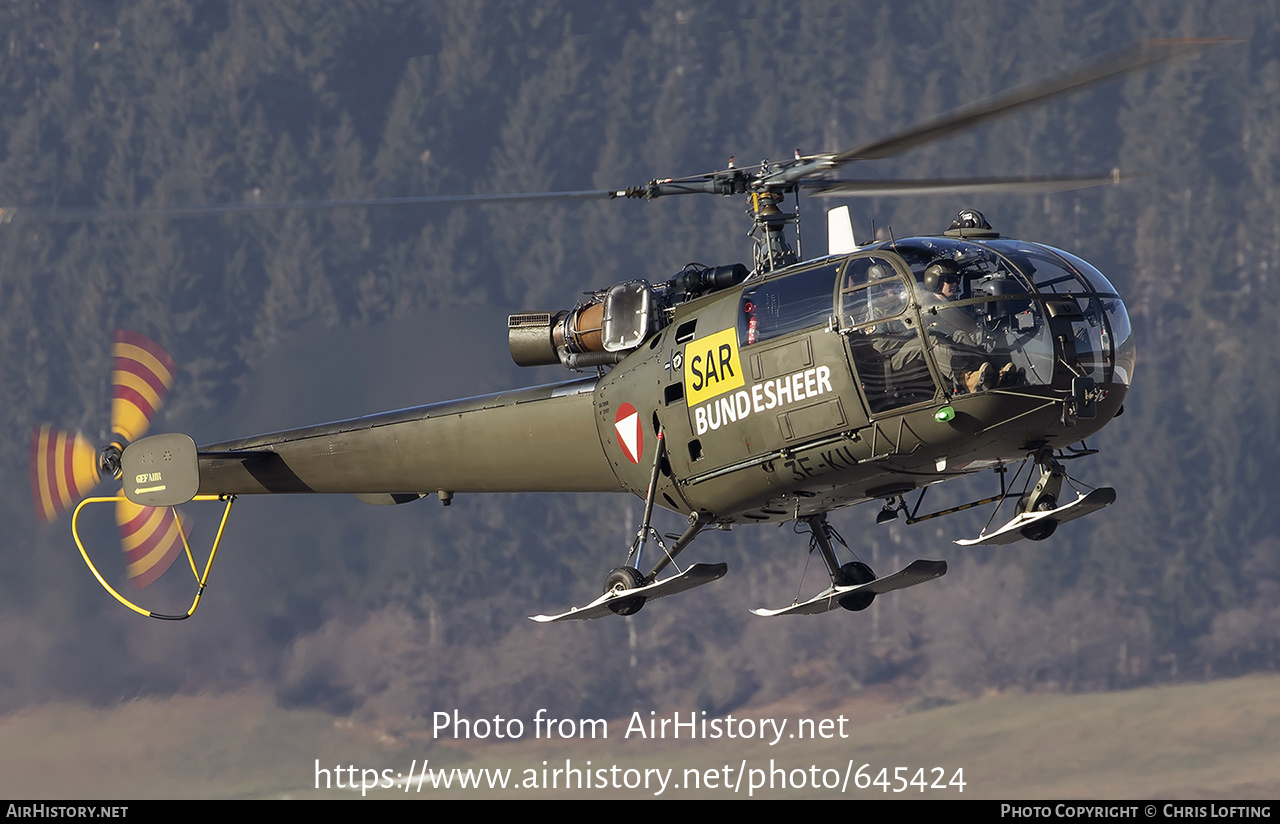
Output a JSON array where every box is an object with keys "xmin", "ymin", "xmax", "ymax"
[{"xmin": 2, "ymin": 0, "xmax": 1277, "ymax": 797}]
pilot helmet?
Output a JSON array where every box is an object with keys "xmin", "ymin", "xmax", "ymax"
[{"xmin": 923, "ymin": 259, "xmax": 961, "ymax": 293}]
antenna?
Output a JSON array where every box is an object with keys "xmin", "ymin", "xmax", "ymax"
[{"xmin": 826, "ymin": 206, "xmax": 858, "ymax": 254}]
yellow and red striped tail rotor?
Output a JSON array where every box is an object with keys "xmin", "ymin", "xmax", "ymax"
[
  {"xmin": 30, "ymin": 425, "xmax": 101, "ymax": 523},
  {"xmin": 111, "ymin": 329, "xmax": 177, "ymax": 446},
  {"xmin": 34, "ymin": 330, "xmax": 187, "ymax": 589},
  {"xmin": 116, "ymin": 498, "xmax": 189, "ymax": 589}
]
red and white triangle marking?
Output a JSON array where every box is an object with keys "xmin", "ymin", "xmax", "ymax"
[{"xmin": 614, "ymin": 403, "xmax": 643, "ymax": 464}]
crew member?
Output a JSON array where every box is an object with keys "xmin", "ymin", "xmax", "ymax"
[{"xmin": 920, "ymin": 259, "xmax": 1011, "ymax": 393}]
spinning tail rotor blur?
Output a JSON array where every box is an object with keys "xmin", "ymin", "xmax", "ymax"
[{"xmin": 31, "ymin": 330, "xmax": 187, "ymax": 588}]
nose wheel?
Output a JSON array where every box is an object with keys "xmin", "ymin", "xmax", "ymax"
[
  {"xmin": 955, "ymin": 449, "xmax": 1116, "ymax": 546},
  {"xmin": 1016, "ymin": 449, "xmax": 1067, "ymax": 541},
  {"xmin": 1018, "ymin": 494, "xmax": 1059, "ymax": 541}
]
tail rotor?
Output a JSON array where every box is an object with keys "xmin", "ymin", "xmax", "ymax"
[
  {"xmin": 117, "ymin": 497, "xmax": 190, "ymax": 589},
  {"xmin": 30, "ymin": 425, "xmax": 101, "ymax": 523},
  {"xmin": 110, "ymin": 329, "xmax": 176, "ymax": 447},
  {"xmin": 31, "ymin": 330, "xmax": 187, "ymax": 589}
]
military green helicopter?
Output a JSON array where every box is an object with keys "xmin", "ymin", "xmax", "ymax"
[{"xmin": 30, "ymin": 39, "xmax": 1221, "ymax": 622}]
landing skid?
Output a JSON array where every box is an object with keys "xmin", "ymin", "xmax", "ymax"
[
  {"xmin": 751, "ymin": 559, "xmax": 947, "ymax": 617},
  {"xmin": 529, "ymin": 562, "xmax": 728, "ymax": 623},
  {"xmin": 955, "ymin": 487, "xmax": 1116, "ymax": 546}
]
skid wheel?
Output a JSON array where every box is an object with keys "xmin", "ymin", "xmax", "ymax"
[
  {"xmin": 834, "ymin": 561, "xmax": 876, "ymax": 612},
  {"xmin": 1019, "ymin": 495, "xmax": 1058, "ymax": 541},
  {"xmin": 604, "ymin": 566, "xmax": 647, "ymax": 615}
]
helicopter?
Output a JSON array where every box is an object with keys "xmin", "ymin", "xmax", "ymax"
[{"xmin": 28, "ymin": 39, "xmax": 1221, "ymax": 622}]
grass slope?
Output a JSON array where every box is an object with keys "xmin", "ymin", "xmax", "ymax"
[{"xmin": 2, "ymin": 676, "xmax": 1277, "ymax": 799}]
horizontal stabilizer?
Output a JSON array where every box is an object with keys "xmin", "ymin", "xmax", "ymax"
[{"xmin": 356, "ymin": 493, "xmax": 427, "ymax": 506}]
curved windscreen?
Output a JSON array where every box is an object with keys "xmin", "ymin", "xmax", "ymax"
[
  {"xmin": 861, "ymin": 237, "xmax": 1132, "ymax": 395},
  {"xmin": 1040, "ymin": 245, "xmax": 1134, "ymax": 386}
]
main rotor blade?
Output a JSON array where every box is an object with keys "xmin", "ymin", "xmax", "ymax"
[
  {"xmin": 804, "ymin": 172, "xmax": 1131, "ymax": 198},
  {"xmin": 832, "ymin": 38, "xmax": 1231, "ymax": 164},
  {"xmin": 0, "ymin": 39, "xmax": 1227, "ymax": 226},
  {"xmin": 0, "ymin": 189, "xmax": 619, "ymax": 224}
]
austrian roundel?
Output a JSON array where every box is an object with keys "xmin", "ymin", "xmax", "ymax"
[{"xmin": 614, "ymin": 403, "xmax": 643, "ymax": 464}]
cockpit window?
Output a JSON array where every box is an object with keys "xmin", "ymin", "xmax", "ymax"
[
  {"xmin": 872, "ymin": 239, "xmax": 1052, "ymax": 394},
  {"xmin": 839, "ymin": 255, "xmax": 939, "ymax": 413},
  {"xmin": 841, "ymin": 257, "xmax": 909, "ymax": 327},
  {"xmin": 861, "ymin": 238, "xmax": 1132, "ymax": 390},
  {"xmin": 740, "ymin": 262, "xmax": 839, "ymax": 345},
  {"xmin": 987, "ymin": 242, "xmax": 1084, "ymax": 293},
  {"xmin": 1045, "ymin": 246, "xmax": 1133, "ymax": 385}
]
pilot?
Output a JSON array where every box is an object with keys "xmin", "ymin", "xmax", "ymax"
[
  {"xmin": 920, "ymin": 259, "xmax": 1012, "ymax": 393},
  {"xmin": 920, "ymin": 260, "xmax": 972, "ymax": 327},
  {"xmin": 865, "ymin": 278, "xmax": 909, "ymax": 334}
]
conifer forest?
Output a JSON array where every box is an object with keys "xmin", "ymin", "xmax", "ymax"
[{"xmin": 5, "ymin": 1, "xmax": 1280, "ymax": 726}]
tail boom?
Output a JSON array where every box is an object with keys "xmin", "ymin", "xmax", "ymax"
[{"xmin": 193, "ymin": 378, "xmax": 622, "ymax": 498}]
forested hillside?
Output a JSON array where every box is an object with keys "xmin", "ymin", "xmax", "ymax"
[{"xmin": 4, "ymin": 1, "xmax": 1279, "ymax": 724}]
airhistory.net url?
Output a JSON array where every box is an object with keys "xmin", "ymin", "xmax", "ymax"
[{"xmin": 314, "ymin": 759, "xmax": 965, "ymax": 797}]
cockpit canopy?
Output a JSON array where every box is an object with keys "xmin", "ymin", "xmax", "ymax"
[
  {"xmin": 738, "ymin": 236, "xmax": 1133, "ymax": 415},
  {"xmin": 881, "ymin": 236, "xmax": 1133, "ymax": 387}
]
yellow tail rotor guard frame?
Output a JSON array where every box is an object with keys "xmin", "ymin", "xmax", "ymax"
[{"xmin": 71, "ymin": 494, "xmax": 237, "ymax": 620}]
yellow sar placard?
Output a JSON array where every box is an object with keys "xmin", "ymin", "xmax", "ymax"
[{"xmin": 683, "ymin": 328, "xmax": 745, "ymax": 406}]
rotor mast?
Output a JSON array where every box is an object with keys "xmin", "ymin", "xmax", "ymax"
[
  {"xmin": 603, "ymin": 38, "xmax": 1227, "ymax": 277},
  {"xmin": 613, "ymin": 153, "xmax": 838, "ymax": 276}
]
